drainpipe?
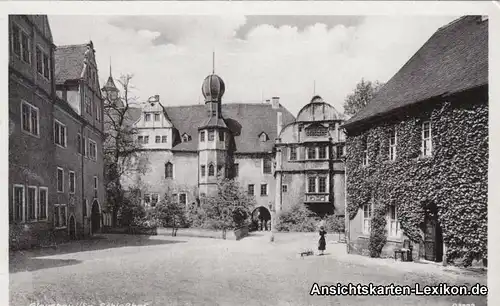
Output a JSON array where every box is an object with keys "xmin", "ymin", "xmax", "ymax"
[{"xmin": 344, "ymin": 146, "xmax": 350, "ymax": 253}]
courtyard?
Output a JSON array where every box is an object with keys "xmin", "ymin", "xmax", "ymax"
[{"xmin": 10, "ymin": 233, "xmax": 486, "ymax": 306}]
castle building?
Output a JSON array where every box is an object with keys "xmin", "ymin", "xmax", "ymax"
[
  {"xmin": 119, "ymin": 69, "xmax": 347, "ymax": 223},
  {"xmin": 343, "ymin": 16, "xmax": 488, "ymax": 264},
  {"xmin": 8, "ymin": 15, "xmax": 105, "ymax": 249}
]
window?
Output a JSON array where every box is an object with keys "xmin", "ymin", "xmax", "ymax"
[
  {"xmin": 21, "ymin": 31, "xmax": 30, "ymax": 63},
  {"xmin": 12, "ymin": 24, "xmax": 21, "ymax": 56},
  {"xmin": 154, "ymin": 113, "xmax": 160, "ymax": 121},
  {"xmin": 85, "ymin": 96, "xmax": 92, "ymax": 114},
  {"xmin": 54, "ymin": 204, "xmax": 67, "ymax": 228},
  {"xmin": 36, "ymin": 47, "xmax": 43, "ymax": 74},
  {"xmin": 21, "ymin": 101, "xmax": 39, "ymax": 136},
  {"xmin": 208, "ymin": 164, "xmax": 215, "ymax": 176},
  {"xmin": 248, "ymin": 184, "xmax": 255, "ymax": 196},
  {"xmin": 217, "ymin": 165, "xmax": 223, "ymax": 176},
  {"xmin": 179, "ymin": 193, "xmax": 187, "ymax": 206},
  {"xmin": 389, "ymin": 127, "xmax": 397, "ymax": 161},
  {"xmin": 38, "ymin": 187, "xmax": 48, "ymax": 220},
  {"xmin": 363, "ymin": 203, "xmax": 372, "ymax": 234},
  {"xmin": 307, "ymin": 147, "xmax": 316, "ymax": 160},
  {"xmin": 13, "ymin": 185, "xmax": 24, "ymax": 222},
  {"xmin": 96, "ymin": 101, "xmax": 101, "ymax": 122},
  {"xmin": 57, "ymin": 168, "xmax": 64, "ymax": 192},
  {"xmin": 306, "ymin": 126, "xmax": 328, "ymax": 137},
  {"xmin": 155, "ymin": 136, "xmax": 161, "ymax": 143},
  {"xmin": 77, "ymin": 134, "xmax": 82, "ymax": 154},
  {"xmin": 308, "ymin": 176, "xmax": 316, "ymax": 193},
  {"xmin": 260, "ymin": 184, "xmax": 268, "ymax": 196},
  {"xmin": 182, "ymin": 134, "xmax": 190, "ymax": 142},
  {"xmin": 151, "ymin": 194, "xmax": 159, "ymax": 207},
  {"xmin": 422, "ymin": 121, "xmax": 432, "ymax": 157},
  {"xmin": 201, "ymin": 165, "xmax": 206, "ymax": 177},
  {"xmin": 259, "ymin": 133, "xmax": 269, "ymax": 142},
  {"xmin": 282, "ymin": 184, "xmax": 288, "ymax": 193},
  {"xmin": 89, "ymin": 140, "xmax": 97, "ymax": 160},
  {"xmin": 69, "ymin": 171, "xmax": 75, "ymax": 193},
  {"xmin": 27, "ymin": 186, "xmax": 37, "ymax": 221},
  {"xmin": 138, "ymin": 136, "xmax": 143, "ymax": 144},
  {"xmin": 318, "ymin": 177, "xmax": 327, "ymax": 193},
  {"xmin": 43, "ymin": 53, "xmax": 50, "ymax": 79},
  {"xmin": 263, "ymin": 157, "xmax": 272, "ymax": 174},
  {"xmin": 388, "ymin": 205, "xmax": 400, "ymax": 237},
  {"xmin": 54, "ymin": 120, "xmax": 67, "ymax": 147},
  {"xmin": 289, "ymin": 147, "xmax": 297, "ymax": 161},
  {"xmin": 83, "ymin": 198, "xmax": 87, "ymax": 217},
  {"xmin": 93, "ymin": 176, "xmax": 98, "ymax": 190},
  {"xmin": 144, "ymin": 194, "xmax": 151, "ymax": 205},
  {"xmin": 165, "ymin": 162, "xmax": 173, "ymax": 178},
  {"xmin": 234, "ymin": 164, "xmax": 239, "ymax": 177},
  {"xmin": 144, "ymin": 136, "xmax": 149, "ymax": 144},
  {"xmin": 319, "ymin": 147, "xmax": 327, "ymax": 159},
  {"xmin": 362, "ymin": 137, "xmax": 368, "ymax": 166},
  {"xmin": 145, "ymin": 113, "xmax": 151, "ymax": 122},
  {"xmin": 200, "ymin": 131, "xmax": 205, "ymax": 142},
  {"xmin": 208, "ymin": 130, "xmax": 215, "ymax": 141},
  {"xmin": 36, "ymin": 47, "xmax": 50, "ymax": 80},
  {"xmin": 82, "ymin": 137, "xmax": 87, "ymax": 157},
  {"xmin": 162, "ymin": 136, "xmax": 167, "ymax": 143},
  {"xmin": 219, "ymin": 131, "xmax": 225, "ymax": 141},
  {"xmin": 336, "ymin": 145, "xmax": 345, "ymax": 159},
  {"xmin": 172, "ymin": 194, "xmax": 178, "ymax": 203}
]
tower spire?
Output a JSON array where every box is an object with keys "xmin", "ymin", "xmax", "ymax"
[
  {"xmin": 313, "ymin": 80, "xmax": 316, "ymax": 96},
  {"xmin": 212, "ymin": 51, "xmax": 215, "ymax": 74},
  {"xmin": 109, "ymin": 57, "xmax": 112, "ymax": 77}
]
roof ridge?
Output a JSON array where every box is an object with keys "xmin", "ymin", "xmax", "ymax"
[
  {"xmin": 435, "ymin": 16, "xmax": 470, "ymax": 32},
  {"xmin": 56, "ymin": 43, "xmax": 89, "ymax": 49}
]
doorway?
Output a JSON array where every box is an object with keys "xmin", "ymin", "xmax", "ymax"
[
  {"xmin": 69, "ymin": 215, "xmax": 76, "ymax": 240},
  {"xmin": 251, "ymin": 206, "xmax": 271, "ymax": 231},
  {"xmin": 423, "ymin": 203, "xmax": 443, "ymax": 262},
  {"xmin": 91, "ymin": 200, "xmax": 101, "ymax": 235}
]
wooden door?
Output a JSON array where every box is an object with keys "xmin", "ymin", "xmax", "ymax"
[{"xmin": 424, "ymin": 215, "xmax": 437, "ymax": 261}]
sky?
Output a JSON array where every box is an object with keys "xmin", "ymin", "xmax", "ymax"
[{"xmin": 49, "ymin": 15, "xmax": 458, "ymax": 116}]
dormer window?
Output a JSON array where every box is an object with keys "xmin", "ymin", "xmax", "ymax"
[
  {"xmin": 182, "ymin": 134, "xmax": 191, "ymax": 143},
  {"xmin": 259, "ymin": 132, "xmax": 269, "ymax": 142},
  {"xmin": 145, "ymin": 113, "xmax": 151, "ymax": 122}
]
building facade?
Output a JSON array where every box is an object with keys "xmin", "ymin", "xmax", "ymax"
[
  {"xmin": 343, "ymin": 16, "xmax": 488, "ymax": 265},
  {"xmin": 8, "ymin": 15, "xmax": 105, "ymax": 250},
  {"xmin": 120, "ymin": 70, "xmax": 347, "ymax": 224}
]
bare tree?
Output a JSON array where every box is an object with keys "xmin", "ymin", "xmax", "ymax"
[{"xmin": 103, "ymin": 74, "xmax": 148, "ymax": 226}]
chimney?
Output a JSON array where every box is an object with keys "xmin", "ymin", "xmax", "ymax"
[
  {"xmin": 271, "ymin": 96, "xmax": 280, "ymax": 109},
  {"xmin": 277, "ymin": 111, "xmax": 283, "ymax": 136}
]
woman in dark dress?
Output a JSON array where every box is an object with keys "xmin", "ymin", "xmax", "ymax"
[{"xmin": 318, "ymin": 226, "xmax": 326, "ymax": 255}]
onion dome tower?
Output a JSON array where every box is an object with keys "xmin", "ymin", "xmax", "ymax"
[{"xmin": 198, "ymin": 53, "xmax": 232, "ymax": 197}]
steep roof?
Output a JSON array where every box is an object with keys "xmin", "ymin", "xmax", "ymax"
[
  {"xmin": 344, "ymin": 16, "xmax": 488, "ymax": 129},
  {"xmin": 128, "ymin": 103, "xmax": 295, "ymax": 153},
  {"xmin": 54, "ymin": 44, "xmax": 88, "ymax": 84}
]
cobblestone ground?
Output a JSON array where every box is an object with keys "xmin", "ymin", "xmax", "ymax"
[{"xmin": 10, "ymin": 232, "xmax": 487, "ymax": 306}]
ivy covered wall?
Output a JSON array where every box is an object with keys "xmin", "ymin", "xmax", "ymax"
[{"xmin": 345, "ymin": 89, "xmax": 488, "ymax": 265}]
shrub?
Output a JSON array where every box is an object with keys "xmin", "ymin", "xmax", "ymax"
[
  {"xmin": 276, "ymin": 204, "xmax": 319, "ymax": 232},
  {"xmin": 324, "ymin": 214, "xmax": 345, "ymax": 233},
  {"xmin": 368, "ymin": 205, "xmax": 388, "ymax": 258},
  {"xmin": 117, "ymin": 193, "xmax": 146, "ymax": 227}
]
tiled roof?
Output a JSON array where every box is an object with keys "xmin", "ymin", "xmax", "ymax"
[
  {"xmin": 127, "ymin": 103, "xmax": 295, "ymax": 153},
  {"xmin": 54, "ymin": 44, "xmax": 88, "ymax": 84},
  {"xmin": 344, "ymin": 16, "xmax": 488, "ymax": 129}
]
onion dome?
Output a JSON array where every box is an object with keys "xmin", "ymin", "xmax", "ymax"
[
  {"xmin": 202, "ymin": 74, "xmax": 225, "ymax": 103},
  {"xmin": 296, "ymin": 95, "xmax": 345, "ymax": 122}
]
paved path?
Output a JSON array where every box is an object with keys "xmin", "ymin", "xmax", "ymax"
[{"xmin": 10, "ymin": 233, "xmax": 487, "ymax": 306}]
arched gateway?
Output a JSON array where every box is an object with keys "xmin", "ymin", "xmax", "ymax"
[
  {"xmin": 91, "ymin": 200, "xmax": 101, "ymax": 235},
  {"xmin": 251, "ymin": 206, "xmax": 271, "ymax": 231}
]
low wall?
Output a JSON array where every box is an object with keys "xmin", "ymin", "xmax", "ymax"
[
  {"xmin": 127, "ymin": 226, "xmax": 158, "ymax": 236},
  {"xmin": 348, "ymin": 236, "xmax": 420, "ymax": 261},
  {"xmin": 159, "ymin": 226, "xmax": 249, "ymax": 241}
]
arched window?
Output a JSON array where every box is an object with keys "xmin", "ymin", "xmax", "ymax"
[
  {"xmin": 208, "ymin": 163, "xmax": 215, "ymax": 176},
  {"xmin": 165, "ymin": 162, "xmax": 173, "ymax": 178}
]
